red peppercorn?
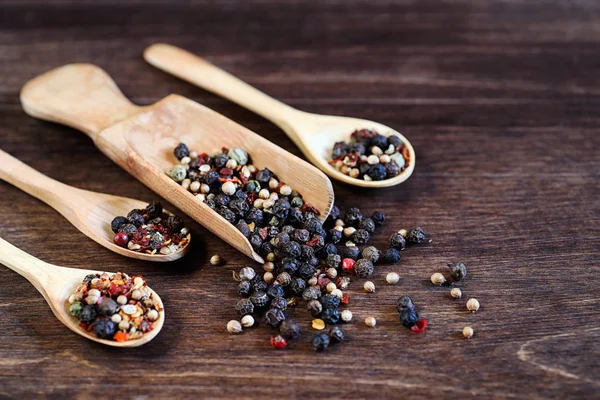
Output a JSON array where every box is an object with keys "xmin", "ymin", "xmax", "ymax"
[
  {"xmin": 270, "ymin": 335, "xmax": 288, "ymax": 349},
  {"xmin": 411, "ymin": 319, "xmax": 428, "ymax": 333},
  {"xmin": 113, "ymin": 232, "xmax": 129, "ymax": 247},
  {"xmin": 341, "ymin": 294, "xmax": 349, "ymax": 304},
  {"xmin": 341, "ymin": 258, "xmax": 356, "ymax": 274},
  {"xmin": 219, "ymin": 167, "xmax": 233, "ymax": 176}
]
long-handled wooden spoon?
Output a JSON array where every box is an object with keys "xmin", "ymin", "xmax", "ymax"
[
  {"xmin": 0, "ymin": 237, "xmax": 164, "ymax": 347},
  {"xmin": 0, "ymin": 149, "xmax": 189, "ymax": 262},
  {"xmin": 20, "ymin": 64, "xmax": 333, "ymax": 263},
  {"xmin": 143, "ymin": 43, "xmax": 416, "ymax": 188}
]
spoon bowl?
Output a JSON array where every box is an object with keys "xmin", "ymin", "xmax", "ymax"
[
  {"xmin": 144, "ymin": 43, "xmax": 416, "ymax": 188},
  {"xmin": 0, "ymin": 237, "xmax": 164, "ymax": 347},
  {"xmin": 0, "ymin": 150, "xmax": 190, "ymax": 262},
  {"xmin": 20, "ymin": 64, "xmax": 334, "ymax": 263}
]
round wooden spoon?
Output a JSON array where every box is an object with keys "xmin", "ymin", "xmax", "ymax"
[
  {"xmin": 0, "ymin": 237, "xmax": 164, "ymax": 347},
  {"xmin": 144, "ymin": 43, "xmax": 416, "ymax": 188},
  {"xmin": 0, "ymin": 149, "xmax": 189, "ymax": 262}
]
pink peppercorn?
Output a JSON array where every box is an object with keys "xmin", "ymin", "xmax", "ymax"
[
  {"xmin": 113, "ymin": 232, "xmax": 129, "ymax": 247},
  {"xmin": 341, "ymin": 258, "xmax": 355, "ymax": 274},
  {"xmin": 270, "ymin": 335, "xmax": 288, "ymax": 349}
]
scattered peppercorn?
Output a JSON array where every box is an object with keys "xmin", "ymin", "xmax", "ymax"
[
  {"xmin": 311, "ymin": 332, "xmax": 330, "ymax": 351},
  {"xmin": 466, "ymin": 298, "xmax": 480, "ymax": 312},
  {"xmin": 364, "ymin": 316, "xmax": 377, "ymax": 327},
  {"xmin": 463, "ymin": 326, "xmax": 474, "ymax": 339},
  {"xmin": 354, "ymin": 259, "xmax": 374, "ymax": 278},
  {"xmin": 210, "ymin": 254, "xmax": 223, "ymax": 266},
  {"xmin": 341, "ymin": 309, "xmax": 353, "ymax": 322},
  {"xmin": 382, "ymin": 248, "xmax": 401, "ymax": 264},
  {"xmin": 448, "ymin": 262, "xmax": 467, "ymax": 281},
  {"xmin": 328, "ymin": 326, "xmax": 344, "ymax": 343},
  {"xmin": 363, "ymin": 281, "xmax": 376, "ymax": 293},
  {"xmin": 430, "ymin": 272, "xmax": 447, "ymax": 286},
  {"xmin": 386, "ymin": 272, "xmax": 400, "ymax": 285},
  {"xmin": 388, "ymin": 232, "xmax": 406, "ymax": 250},
  {"xmin": 241, "ymin": 315, "xmax": 255, "ymax": 328},
  {"xmin": 407, "ymin": 226, "xmax": 426, "ymax": 244},
  {"xmin": 450, "ymin": 288, "xmax": 462, "ymax": 299},
  {"xmin": 227, "ymin": 320, "xmax": 243, "ymax": 334},
  {"xmin": 279, "ymin": 319, "xmax": 301, "ymax": 340},
  {"xmin": 270, "ymin": 335, "xmax": 288, "ymax": 349}
]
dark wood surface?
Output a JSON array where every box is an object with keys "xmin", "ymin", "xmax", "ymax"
[{"xmin": 1, "ymin": 1, "xmax": 599, "ymax": 398}]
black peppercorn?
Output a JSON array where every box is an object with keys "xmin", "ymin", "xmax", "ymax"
[
  {"xmin": 358, "ymin": 218, "xmax": 376, "ymax": 234},
  {"xmin": 111, "ymin": 216, "xmax": 129, "ymax": 233},
  {"xmin": 203, "ymin": 171, "xmax": 220, "ymax": 186},
  {"xmin": 98, "ymin": 298, "xmax": 118, "ymax": 316},
  {"xmin": 326, "ymin": 254, "xmax": 341, "ymax": 269},
  {"xmin": 408, "ymin": 227, "xmax": 426, "ymax": 244},
  {"xmin": 218, "ymin": 207, "xmax": 237, "ymax": 224},
  {"xmin": 321, "ymin": 308, "xmax": 340, "ymax": 324},
  {"xmin": 166, "ymin": 215, "xmax": 184, "ymax": 233},
  {"xmin": 298, "ymin": 263, "xmax": 316, "ymax": 280},
  {"xmin": 214, "ymin": 153, "xmax": 229, "ymax": 168},
  {"xmin": 238, "ymin": 281, "xmax": 251, "ymax": 297},
  {"xmin": 308, "ymin": 256, "xmax": 320, "ymax": 267},
  {"xmin": 270, "ymin": 296, "xmax": 288, "ymax": 310},
  {"xmin": 339, "ymin": 245, "xmax": 360, "ymax": 260},
  {"xmin": 302, "ymin": 286, "xmax": 322, "ymax": 301},
  {"xmin": 83, "ymin": 274, "xmax": 97, "ymax": 283},
  {"xmin": 250, "ymin": 291, "xmax": 270, "ymax": 309},
  {"xmin": 367, "ymin": 164, "xmax": 387, "ymax": 181},
  {"xmin": 267, "ymin": 226, "xmax": 280, "ymax": 238},
  {"xmin": 234, "ymin": 190, "xmax": 248, "ymax": 201},
  {"xmin": 383, "ymin": 248, "xmax": 401, "ymax": 264},
  {"xmin": 281, "ymin": 225, "xmax": 295, "ymax": 235},
  {"xmin": 252, "ymin": 278, "xmax": 268, "ymax": 293},
  {"xmin": 274, "ymin": 232, "xmax": 290, "ymax": 248},
  {"xmin": 354, "ymin": 259, "xmax": 374, "ymax": 278},
  {"xmin": 344, "ymin": 208, "xmax": 363, "ymax": 226},
  {"xmin": 388, "ymin": 232, "xmax": 406, "ymax": 250},
  {"xmin": 287, "ymin": 208, "xmax": 304, "ymax": 225},
  {"xmin": 289, "ymin": 277, "xmax": 306, "ymax": 295},
  {"xmin": 78, "ymin": 304, "xmax": 98, "ymax": 324},
  {"xmin": 267, "ymin": 284, "xmax": 285, "ymax": 298},
  {"xmin": 386, "ymin": 160, "xmax": 401, "ymax": 177},
  {"xmin": 396, "ymin": 295, "xmax": 414, "ymax": 311},
  {"xmin": 371, "ymin": 134, "xmax": 388, "ymax": 149},
  {"xmin": 215, "ymin": 194, "xmax": 231, "ymax": 207},
  {"xmin": 255, "ymin": 168, "xmax": 274, "ymax": 184},
  {"xmin": 118, "ymin": 223, "xmax": 137, "ymax": 237},
  {"xmin": 204, "ymin": 199, "xmax": 216, "ymax": 209},
  {"xmin": 281, "ymin": 258, "xmax": 298, "ymax": 274},
  {"xmin": 311, "ymin": 332, "xmax": 330, "ymax": 351},
  {"xmin": 145, "ymin": 202, "xmax": 163, "ymax": 219},
  {"xmin": 352, "ymin": 229, "xmax": 370, "ymax": 244},
  {"xmin": 236, "ymin": 220, "xmax": 252, "ymax": 238},
  {"xmin": 320, "ymin": 243, "xmax": 338, "ymax": 256},
  {"xmin": 303, "ymin": 218, "xmax": 322, "ymax": 233},
  {"xmin": 292, "ymin": 229, "xmax": 310, "ymax": 243},
  {"xmin": 229, "ymin": 199, "xmax": 249, "ymax": 217},
  {"xmin": 300, "ymin": 245, "xmax": 315, "ymax": 261},
  {"xmin": 448, "ymin": 262, "xmax": 467, "ymax": 281},
  {"xmin": 245, "ymin": 180, "xmax": 261, "ymax": 194},
  {"xmin": 92, "ymin": 318, "xmax": 116, "ymax": 339},
  {"xmin": 328, "ymin": 326, "xmax": 344, "ymax": 343},
  {"xmin": 400, "ymin": 307, "xmax": 420, "ymax": 329},
  {"xmin": 265, "ymin": 308, "xmax": 286, "ymax": 328},
  {"xmin": 307, "ymin": 299, "xmax": 323, "ymax": 317},
  {"xmin": 129, "ymin": 214, "xmax": 146, "ymax": 228},
  {"xmin": 249, "ymin": 234, "xmax": 263, "ymax": 250},
  {"xmin": 320, "ymin": 294, "xmax": 341, "ymax": 309},
  {"xmin": 282, "ymin": 241, "xmax": 301, "ymax": 258},
  {"xmin": 279, "ymin": 319, "xmax": 301, "ymax": 340},
  {"xmin": 328, "ymin": 205, "xmax": 340, "ymax": 222},
  {"xmin": 174, "ymin": 143, "xmax": 190, "ymax": 160},
  {"xmin": 388, "ymin": 135, "xmax": 402, "ymax": 148},
  {"xmin": 260, "ymin": 242, "xmax": 274, "ymax": 257},
  {"xmin": 328, "ymin": 229, "xmax": 342, "ymax": 245},
  {"xmin": 235, "ymin": 298, "xmax": 255, "ymax": 316}
]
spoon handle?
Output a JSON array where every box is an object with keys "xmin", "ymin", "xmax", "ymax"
[
  {"xmin": 144, "ymin": 43, "xmax": 302, "ymax": 129},
  {"xmin": 20, "ymin": 64, "xmax": 141, "ymax": 139},
  {"xmin": 0, "ymin": 149, "xmax": 81, "ymax": 215},
  {"xmin": 0, "ymin": 237, "xmax": 53, "ymax": 292}
]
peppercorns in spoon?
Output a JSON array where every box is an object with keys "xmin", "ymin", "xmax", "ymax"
[
  {"xmin": 0, "ymin": 149, "xmax": 190, "ymax": 262},
  {"xmin": 0, "ymin": 237, "xmax": 164, "ymax": 347},
  {"xmin": 143, "ymin": 43, "xmax": 416, "ymax": 188}
]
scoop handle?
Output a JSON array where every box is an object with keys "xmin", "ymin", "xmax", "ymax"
[
  {"xmin": 20, "ymin": 64, "xmax": 141, "ymax": 139},
  {"xmin": 144, "ymin": 43, "xmax": 303, "ymax": 130},
  {"xmin": 0, "ymin": 237, "xmax": 54, "ymax": 292}
]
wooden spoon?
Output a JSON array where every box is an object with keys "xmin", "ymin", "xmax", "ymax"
[
  {"xmin": 0, "ymin": 237, "xmax": 164, "ymax": 347},
  {"xmin": 20, "ymin": 64, "xmax": 334, "ymax": 263},
  {"xmin": 143, "ymin": 43, "xmax": 416, "ymax": 188},
  {"xmin": 0, "ymin": 149, "xmax": 189, "ymax": 262}
]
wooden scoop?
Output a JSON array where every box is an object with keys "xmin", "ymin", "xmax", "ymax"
[
  {"xmin": 20, "ymin": 64, "xmax": 334, "ymax": 263},
  {"xmin": 0, "ymin": 237, "xmax": 164, "ymax": 347},
  {"xmin": 0, "ymin": 149, "xmax": 189, "ymax": 262},
  {"xmin": 143, "ymin": 43, "xmax": 416, "ymax": 188}
]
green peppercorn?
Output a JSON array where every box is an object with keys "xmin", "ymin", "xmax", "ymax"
[
  {"xmin": 169, "ymin": 165, "xmax": 187, "ymax": 182},
  {"xmin": 69, "ymin": 301, "xmax": 83, "ymax": 317},
  {"xmin": 290, "ymin": 197, "xmax": 304, "ymax": 208},
  {"xmin": 228, "ymin": 148, "xmax": 249, "ymax": 165}
]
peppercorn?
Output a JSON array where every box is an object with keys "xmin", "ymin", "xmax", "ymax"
[
  {"xmin": 400, "ymin": 307, "xmax": 419, "ymax": 329},
  {"xmin": 352, "ymin": 229, "xmax": 370, "ymax": 244},
  {"xmin": 371, "ymin": 211, "xmax": 385, "ymax": 226},
  {"xmin": 448, "ymin": 262, "xmax": 467, "ymax": 281},
  {"xmin": 320, "ymin": 243, "xmax": 337, "ymax": 256},
  {"xmin": 328, "ymin": 326, "xmax": 344, "ymax": 343},
  {"xmin": 382, "ymin": 248, "xmax": 401, "ymax": 264},
  {"xmin": 263, "ymin": 272, "xmax": 274, "ymax": 284},
  {"xmin": 78, "ymin": 304, "xmax": 98, "ymax": 324},
  {"xmin": 98, "ymin": 298, "xmax": 118, "ymax": 316},
  {"xmin": 463, "ymin": 326, "xmax": 474, "ymax": 339},
  {"xmin": 339, "ymin": 245, "xmax": 360, "ymax": 260},
  {"xmin": 363, "ymin": 281, "xmax": 376, "ymax": 293},
  {"xmin": 267, "ymin": 284, "xmax": 285, "ymax": 299},
  {"xmin": 311, "ymin": 332, "xmax": 330, "ymax": 351},
  {"xmin": 92, "ymin": 318, "xmax": 116, "ymax": 339},
  {"xmin": 250, "ymin": 291, "xmax": 270, "ymax": 309},
  {"xmin": 302, "ymin": 286, "xmax": 322, "ymax": 301},
  {"xmin": 354, "ymin": 259, "xmax": 374, "ymax": 278},
  {"xmin": 408, "ymin": 226, "xmax": 426, "ymax": 244},
  {"xmin": 282, "ymin": 258, "xmax": 298, "ymax": 274},
  {"xmin": 364, "ymin": 316, "xmax": 377, "ymax": 327},
  {"xmin": 361, "ymin": 246, "xmax": 380, "ymax": 263},
  {"xmin": 169, "ymin": 165, "xmax": 187, "ymax": 182},
  {"xmin": 386, "ymin": 160, "xmax": 400, "ymax": 178},
  {"xmin": 111, "ymin": 216, "xmax": 129, "ymax": 233},
  {"xmin": 227, "ymin": 320, "xmax": 243, "ymax": 334},
  {"xmin": 282, "ymin": 241, "xmax": 301, "ymax": 258},
  {"xmin": 279, "ymin": 319, "xmax": 301, "ymax": 340},
  {"xmin": 174, "ymin": 143, "xmax": 190, "ymax": 160},
  {"xmin": 270, "ymin": 296, "xmax": 287, "ymax": 311},
  {"xmin": 228, "ymin": 148, "xmax": 248, "ymax": 165},
  {"xmin": 358, "ymin": 218, "xmax": 375, "ymax": 234},
  {"xmin": 241, "ymin": 315, "xmax": 255, "ymax": 328},
  {"xmin": 341, "ymin": 309, "xmax": 353, "ymax": 322},
  {"xmin": 265, "ymin": 308, "xmax": 286, "ymax": 328},
  {"xmin": 430, "ymin": 273, "xmax": 446, "ymax": 286},
  {"xmin": 326, "ymin": 254, "xmax": 341, "ymax": 269},
  {"xmin": 210, "ymin": 255, "xmax": 223, "ymax": 266},
  {"xmin": 386, "ymin": 272, "xmax": 400, "ymax": 284},
  {"xmin": 113, "ymin": 232, "xmax": 129, "ymax": 247},
  {"xmin": 298, "ymin": 263, "xmax": 316, "ymax": 280},
  {"xmin": 218, "ymin": 207, "xmax": 237, "ymax": 223},
  {"xmin": 307, "ymin": 299, "xmax": 323, "ymax": 317},
  {"xmin": 341, "ymin": 258, "xmax": 356, "ymax": 274},
  {"xmin": 118, "ymin": 224, "xmax": 137, "ymax": 237},
  {"xmin": 245, "ymin": 180, "xmax": 261, "ymax": 194},
  {"xmin": 252, "ymin": 277, "xmax": 268, "ymax": 293},
  {"xmin": 321, "ymin": 308, "xmax": 340, "ymax": 324},
  {"xmin": 235, "ymin": 299, "xmax": 254, "ymax": 316},
  {"xmin": 166, "ymin": 215, "xmax": 184, "ymax": 233},
  {"xmin": 289, "ymin": 277, "xmax": 306, "ymax": 295},
  {"xmin": 466, "ymin": 298, "xmax": 480, "ymax": 312},
  {"xmin": 328, "ymin": 229, "xmax": 342, "ymax": 244},
  {"xmin": 367, "ymin": 164, "xmax": 387, "ymax": 181},
  {"xmin": 450, "ymin": 288, "xmax": 462, "ymax": 299},
  {"xmin": 343, "ymin": 208, "xmax": 363, "ymax": 227},
  {"xmin": 238, "ymin": 281, "xmax": 251, "ymax": 297},
  {"xmin": 275, "ymin": 272, "xmax": 292, "ymax": 287},
  {"xmin": 144, "ymin": 202, "xmax": 162, "ymax": 219},
  {"xmin": 321, "ymin": 294, "xmax": 341, "ymax": 309},
  {"xmin": 389, "ymin": 232, "xmax": 406, "ymax": 250},
  {"xmin": 239, "ymin": 267, "xmax": 256, "ymax": 281},
  {"xmin": 270, "ymin": 335, "xmax": 288, "ymax": 349},
  {"xmin": 69, "ymin": 301, "xmax": 83, "ymax": 317},
  {"xmin": 300, "ymin": 245, "xmax": 315, "ymax": 260},
  {"xmin": 396, "ymin": 295, "xmax": 414, "ymax": 312}
]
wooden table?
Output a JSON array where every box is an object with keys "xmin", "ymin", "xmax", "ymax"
[{"xmin": 1, "ymin": 1, "xmax": 598, "ymax": 398}]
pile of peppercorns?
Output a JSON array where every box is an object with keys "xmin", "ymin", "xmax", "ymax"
[
  {"xmin": 67, "ymin": 272, "xmax": 161, "ymax": 342},
  {"xmin": 111, "ymin": 202, "xmax": 189, "ymax": 255},
  {"xmin": 330, "ymin": 129, "xmax": 410, "ymax": 181}
]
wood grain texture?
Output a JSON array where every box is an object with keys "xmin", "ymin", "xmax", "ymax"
[{"xmin": 0, "ymin": 0, "xmax": 598, "ymax": 398}]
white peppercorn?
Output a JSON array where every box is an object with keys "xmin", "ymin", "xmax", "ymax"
[
  {"xmin": 343, "ymin": 227, "xmax": 356, "ymax": 237},
  {"xmin": 331, "ymin": 288, "xmax": 343, "ymax": 299},
  {"xmin": 239, "ymin": 267, "xmax": 256, "ymax": 281},
  {"xmin": 190, "ymin": 181, "xmax": 200, "ymax": 192},
  {"xmin": 365, "ymin": 316, "xmax": 377, "ymax": 327},
  {"xmin": 463, "ymin": 326, "xmax": 474, "ymax": 338},
  {"xmin": 363, "ymin": 281, "xmax": 376, "ymax": 293},
  {"xmin": 263, "ymin": 271, "xmax": 274, "ymax": 284},
  {"xmin": 222, "ymin": 181, "xmax": 236, "ymax": 195},
  {"xmin": 227, "ymin": 320, "xmax": 243, "ymax": 334},
  {"xmin": 398, "ymin": 229, "xmax": 408, "ymax": 238},
  {"xmin": 326, "ymin": 268, "xmax": 338, "ymax": 279},
  {"xmin": 341, "ymin": 309, "xmax": 353, "ymax": 322},
  {"xmin": 279, "ymin": 185, "xmax": 292, "ymax": 196},
  {"xmin": 241, "ymin": 315, "xmax": 255, "ymax": 328},
  {"xmin": 258, "ymin": 189, "xmax": 270, "ymax": 199},
  {"xmin": 181, "ymin": 178, "xmax": 191, "ymax": 190},
  {"xmin": 386, "ymin": 272, "xmax": 400, "ymax": 284},
  {"xmin": 466, "ymin": 298, "xmax": 480, "ymax": 312},
  {"xmin": 210, "ymin": 255, "xmax": 223, "ymax": 266},
  {"xmin": 335, "ymin": 219, "xmax": 345, "ymax": 227},
  {"xmin": 451, "ymin": 288, "xmax": 462, "ymax": 299},
  {"xmin": 430, "ymin": 272, "xmax": 446, "ymax": 286},
  {"xmin": 146, "ymin": 309, "xmax": 159, "ymax": 321},
  {"xmin": 263, "ymin": 261, "xmax": 275, "ymax": 272},
  {"xmin": 326, "ymin": 282, "xmax": 337, "ymax": 293}
]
